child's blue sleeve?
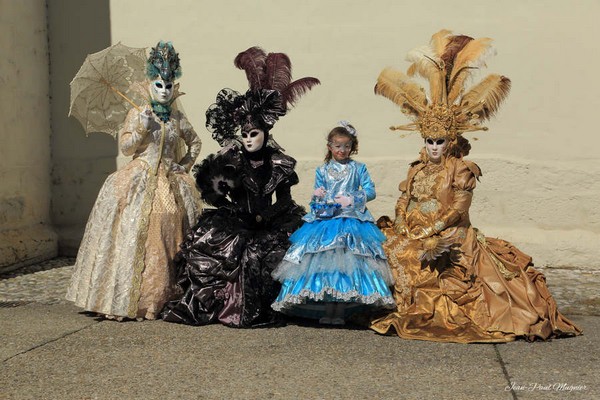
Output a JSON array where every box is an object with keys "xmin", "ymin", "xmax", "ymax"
[
  {"xmin": 314, "ymin": 166, "xmax": 326, "ymax": 190},
  {"xmin": 349, "ymin": 163, "xmax": 376, "ymax": 213},
  {"xmin": 360, "ymin": 164, "xmax": 376, "ymax": 201}
]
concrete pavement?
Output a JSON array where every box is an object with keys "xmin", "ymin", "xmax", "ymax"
[
  {"xmin": 1, "ymin": 304, "xmax": 597, "ymax": 399},
  {"xmin": 1, "ymin": 259, "xmax": 598, "ymax": 399}
]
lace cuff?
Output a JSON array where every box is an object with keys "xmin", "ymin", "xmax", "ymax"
[{"xmin": 351, "ymin": 190, "xmax": 367, "ymax": 213}]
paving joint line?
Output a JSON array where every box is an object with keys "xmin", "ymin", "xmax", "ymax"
[
  {"xmin": 494, "ymin": 344, "xmax": 518, "ymax": 400},
  {"xmin": 2, "ymin": 321, "xmax": 98, "ymax": 363}
]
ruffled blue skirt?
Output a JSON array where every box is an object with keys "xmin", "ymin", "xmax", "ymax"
[{"xmin": 272, "ymin": 218, "xmax": 395, "ymax": 319}]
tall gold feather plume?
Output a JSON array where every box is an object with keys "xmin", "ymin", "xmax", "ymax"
[
  {"xmin": 430, "ymin": 29, "xmax": 453, "ymax": 58},
  {"xmin": 460, "ymin": 74, "xmax": 511, "ymax": 121},
  {"xmin": 375, "ymin": 67, "xmax": 428, "ymax": 117},
  {"xmin": 447, "ymin": 38, "xmax": 496, "ymax": 104},
  {"xmin": 406, "ymin": 46, "xmax": 444, "ymax": 104},
  {"xmin": 406, "ymin": 45, "xmax": 439, "ymax": 79}
]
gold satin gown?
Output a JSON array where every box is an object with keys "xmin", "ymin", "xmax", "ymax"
[{"xmin": 371, "ymin": 156, "xmax": 582, "ymax": 343}]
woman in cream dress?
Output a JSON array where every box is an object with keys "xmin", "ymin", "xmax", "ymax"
[{"xmin": 67, "ymin": 42, "xmax": 202, "ymax": 320}]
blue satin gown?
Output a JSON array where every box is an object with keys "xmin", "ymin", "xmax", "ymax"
[{"xmin": 271, "ymin": 159, "xmax": 395, "ymax": 319}]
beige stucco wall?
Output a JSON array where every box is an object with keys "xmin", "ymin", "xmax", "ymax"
[
  {"xmin": 106, "ymin": 0, "xmax": 599, "ymax": 274},
  {"xmin": 2, "ymin": 0, "xmax": 597, "ymax": 285},
  {"xmin": 0, "ymin": 0, "xmax": 57, "ymax": 272}
]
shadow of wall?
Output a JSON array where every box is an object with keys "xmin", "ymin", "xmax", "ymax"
[
  {"xmin": 0, "ymin": 0, "xmax": 56, "ymax": 272},
  {"xmin": 48, "ymin": 0, "xmax": 114, "ymax": 255}
]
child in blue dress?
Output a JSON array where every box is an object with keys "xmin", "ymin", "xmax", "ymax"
[{"xmin": 272, "ymin": 121, "xmax": 395, "ymax": 325}]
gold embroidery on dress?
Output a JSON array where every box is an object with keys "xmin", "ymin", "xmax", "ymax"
[
  {"xmin": 410, "ymin": 164, "xmax": 444, "ymax": 201},
  {"xmin": 419, "ymin": 199, "xmax": 440, "ymax": 214},
  {"xmin": 433, "ymin": 220, "xmax": 445, "ymax": 232},
  {"xmin": 384, "ymin": 236, "xmax": 411, "ymax": 309},
  {"xmin": 327, "ymin": 164, "xmax": 349, "ymax": 181},
  {"xmin": 128, "ymin": 163, "xmax": 158, "ymax": 317},
  {"xmin": 407, "ymin": 200, "xmax": 417, "ymax": 213},
  {"xmin": 155, "ymin": 173, "xmax": 179, "ymax": 214}
]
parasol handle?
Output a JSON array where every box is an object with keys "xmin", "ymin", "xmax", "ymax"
[{"xmin": 101, "ymin": 78, "xmax": 141, "ymax": 111}]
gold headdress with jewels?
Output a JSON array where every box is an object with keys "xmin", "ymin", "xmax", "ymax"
[{"xmin": 375, "ymin": 29, "xmax": 511, "ymax": 141}]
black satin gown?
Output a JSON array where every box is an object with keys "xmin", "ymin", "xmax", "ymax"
[{"xmin": 161, "ymin": 145, "xmax": 305, "ymax": 327}]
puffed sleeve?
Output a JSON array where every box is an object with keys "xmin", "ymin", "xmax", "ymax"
[
  {"xmin": 359, "ymin": 163, "xmax": 376, "ymax": 201},
  {"xmin": 119, "ymin": 108, "xmax": 148, "ymax": 156},
  {"xmin": 433, "ymin": 159, "xmax": 481, "ymax": 232},
  {"xmin": 395, "ymin": 179, "xmax": 409, "ymax": 217},
  {"xmin": 453, "ymin": 159, "xmax": 480, "ymax": 192},
  {"xmin": 393, "ymin": 174, "xmax": 410, "ymax": 235},
  {"xmin": 348, "ymin": 163, "xmax": 376, "ymax": 213},
  {"xmin": 450, "ymin": 159, "xmax": 480, "ymax": 216},
  {"xmin": 314, "ymin": 166, "xmax": 326, "ymax": 190},
  {"xmin": 177, "ymin": 111, "xmax": 202, "ymax": 172}
]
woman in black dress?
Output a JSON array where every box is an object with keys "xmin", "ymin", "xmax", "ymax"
[{"xmin": 162, "ymin": 47, "xmax": 319, "ymax": 327}]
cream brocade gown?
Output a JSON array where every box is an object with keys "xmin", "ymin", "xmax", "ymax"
[
  {"xmin": 66, "ymin": 107, "xmax": 203, "ymax": 319},
  {"xmin": 371, "ymin": 156, "xmax": 582, "ymax": 343}
]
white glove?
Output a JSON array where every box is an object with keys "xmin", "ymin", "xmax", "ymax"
[
  {"xmin": 170, "ymin": 163, "xmax": 186, "ymax": 174},
  {"xmin": 334, "ymin": 195, "xmax": 353, "ymax": 208},
  {"xmin": 313, "ymin": 187, "xmax": 326, "ymax": 198},
  {"xmin": 139, "ymin": 107, "xmax": 153, "ymax": 131}
]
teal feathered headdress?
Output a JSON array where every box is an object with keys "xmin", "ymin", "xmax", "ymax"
[{"xmin": 146, "ymin": 41, "xmax": 182, "ymax": 81}]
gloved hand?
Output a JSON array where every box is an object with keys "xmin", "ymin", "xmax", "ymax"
[
  {"xmin": 394, "ymin": 219, "xmax": 408, "ymax": 236},
  {"xmin": 408, "ymin": 225, "xmax": 435, "ymax": 240},
  {"xmin": 139, "ymin": 107, "xmax": 153, "ymax": 131},
  {"xmin": 334, "ymin": 194, "xmax": 353, "ymax": 208},
  {"xmin": 313, "ymin": 187, "xmax": 326, "ymax": 198},
  {"xmin": 170, "ymin": 163, "xmax": 186, "ymax": 174}
]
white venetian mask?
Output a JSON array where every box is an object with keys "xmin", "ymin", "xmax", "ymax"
[
  {"xmin": 425, "ymin": 137, "xmax": 447, "ymax": 162},
  {"xmin": 150, "ymin": 78, "xmax": 174, "ymax": 104},
  {"xmin": 241, "ymin": 127, "xmax": 265, "ymax": 153}
]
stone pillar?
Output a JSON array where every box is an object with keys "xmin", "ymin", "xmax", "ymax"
[{"xmin": 0, "ymin": 0, "xmax": 57, "ymax": 273}]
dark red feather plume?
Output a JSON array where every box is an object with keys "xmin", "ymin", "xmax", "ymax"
[
  {"xmin": 234, "ymin": 46, "xmax": 319, "ymax": 112},
  {"xmin": 281, "ymin": 77, "xmax": 321, "ymax": 109},
  {"xmin": 234, "ymin": 47, "xmax": 268, "ymax": 91},
  {"xmin": 264, "ymin": 53, "xmax": 292, "ymax": 92},
  {"xmin": 441, "ymin": 35, "xmax": 473, "ymax": 83}
]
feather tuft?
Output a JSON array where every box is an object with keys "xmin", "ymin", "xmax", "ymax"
[
  {"xmin": 375, "ymin": 67, "xmax": 428, "ymax": 117},
  {"xmin": 441, "ymin": 35, "xmax": 473, "ymax": 97},
  {"xmin": 452, "ymin": 38, "xmax": 495, "ymax": 73},
  {"xmin": 430, "ymin": 29, "xmax": 453, "ymax": 57},
  {"xmin": 460, "ymin": 74, "xmax": 511, "ymax": 121},
  {"xmin": 405, "ymin": 45, "xmax": 444, "ymax": 104},
  {"xmin": 406, "ymin": 45, "xmax": 443, "ymax": 81},
  {"xmin": 440, "ymin": 35, "xmax": 473, "ymax": 69},
  {"xmin": 264, "ymin": 52, "xmax": 292, "ymax": 93},
  {"xmin": 281, "ymin": 77, "xmax": 320, "ymax": 109},
  {"xmin": 234, "ymin": 47, "xmax": 268, "ymax": 91},
  {"xmin": 447, "ymin": 38, "xmax": 496, "ymax": 103}
]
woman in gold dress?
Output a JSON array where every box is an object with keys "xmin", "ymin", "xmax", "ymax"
[
  {"xmin": 370, "ymin": 30, "xmax": 581, "ymax": 343},
  {"xmin": 67, "ymin": 42, "xmax": 202, "ymax": 320}
]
